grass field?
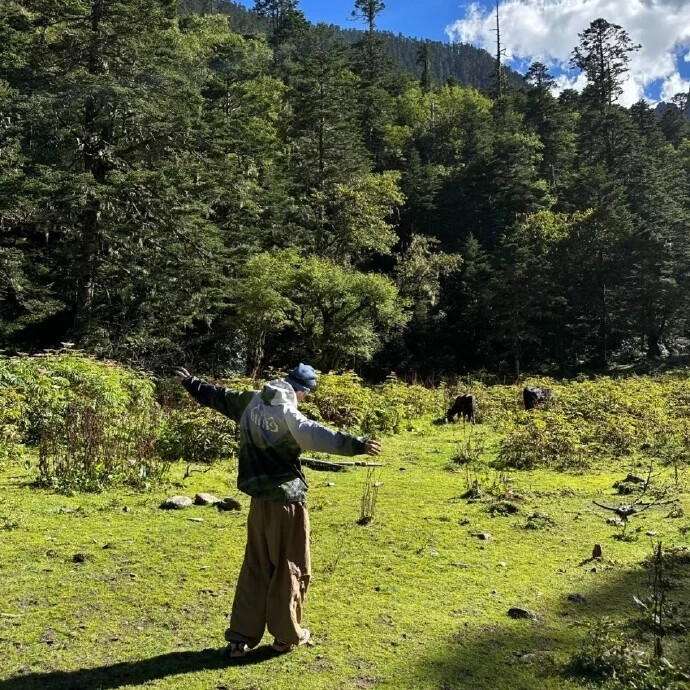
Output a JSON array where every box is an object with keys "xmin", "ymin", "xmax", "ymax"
[{"xmin": 1, "ymin": 421, "xmax": 689, "ymax": 690}]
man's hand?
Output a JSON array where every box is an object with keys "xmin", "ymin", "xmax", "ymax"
[
  {"xmin": 365, "ymin": 440, "xmax": 382, "ymax": 456},
  {"xmin": 174, "ymin": 367, "xmax": 191, "ymax": 382}
]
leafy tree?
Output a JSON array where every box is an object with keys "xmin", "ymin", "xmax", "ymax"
[
  {"xmin": 0, "ymin": 4, "xmax": 231, "ymax": 364},
  {"xmin": 489, "ymin": 211, "xmax": 569, "ymax": 376},
  {"xmin": 621, "ymin": 101, "xmax": 690, "ymax": 357},
  {"xmin": 234, "ymin": 250, "xmax": 407, "ymax": 371}
]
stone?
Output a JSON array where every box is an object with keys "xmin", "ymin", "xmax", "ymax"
[
  {"xmin": 217, "ymin": 498, "xmax": 242, "ymax": 512},
  {"xmin": 187, "ymin": 518, "xmax": 204, "ymax": 523},
  {"xmin": 160, "ymin": 496, "xmax": 193, "ymax": 510},
  {"xmin": 429, "ymin": 550, "xmax": 439, "ymax": 558},
  {"xmin": 624, "ymin": 474, "xmax": 646, "ymax": 484},
  {"xmin": 473, "ymin": 532, "xmax": 492, "ymax": 541},
  {"xmin": 508, "ymin": 607, "xmax": 537, "ymax": 620},
  {"xmin": 498, "ymin": 562, "xmax": 507, "ymax": 568},
  {"xmin": 488, "ymin": 501, "xmax": 519, "ymax": 516},
  {"xmin": 458, "ymin": 518, "xmax": 471, "ymax": 526},
  {"xmin": 567, "ymin": 593, "xmax": 586, "ymax": 604},
  {"xmin": 607, "ymin": 517, "xmax": 624, "ymax": 527},
  {"xmin": 326, "ymin": 482, "xmax": 335, "ymax": 487},
  {"xmin": 667, "ymin": 506, "xmax": 684, "ymax": 519},
  {"xmin": 194, "ymin": 493, "xmax": 220, "ymax": 506},
  {"xmin": 646, "ymin": 531, "xmax": 658, "ymax": 537}
]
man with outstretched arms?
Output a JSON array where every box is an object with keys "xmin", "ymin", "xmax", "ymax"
[{"xmin": 175, "ymin": 364, "xmax": 381, "ymax": 657}]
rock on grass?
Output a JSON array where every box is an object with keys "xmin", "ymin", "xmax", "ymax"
[
  {"xmin": 160, "ymin": 496, "xmax": 193, "ymax": 510},
  {"xmin": 508, "ymin": 607, "xmax": 537, "ymax": 620},
  {"xmin": 194, "ymin": 493, "xmax": 220, "ymax": 506},
  {"xmin": 217, "ymin": 498, "xmax": 242, "ymax": 512}
]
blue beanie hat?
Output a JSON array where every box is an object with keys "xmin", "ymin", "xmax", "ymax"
[{"xmin": 286, "ymin": 363, "xmax": 318, "ymax": 394}]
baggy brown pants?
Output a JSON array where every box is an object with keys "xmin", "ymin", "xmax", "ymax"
[{"xmin": 225, "ymin": 498, "xmax": 311, "ymax": 648}]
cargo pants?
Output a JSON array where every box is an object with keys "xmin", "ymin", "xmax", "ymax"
[{"xmin": 225, "ymin": 497, "xmax": 311, "ymax": 647}]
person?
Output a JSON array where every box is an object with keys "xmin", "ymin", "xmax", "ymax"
[{"xmin": 175, "ymin": 363, "xmax": 382, "ymax": 658}]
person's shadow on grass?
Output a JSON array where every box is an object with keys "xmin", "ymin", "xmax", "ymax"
[{"xmin": 0, "ymin": 645, "xmax": 278, "ymax": 690}]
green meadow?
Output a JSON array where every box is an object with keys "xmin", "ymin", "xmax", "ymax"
[{"xmin": 1, "ymin": 418, "xmax": 689, "ymax": 690}]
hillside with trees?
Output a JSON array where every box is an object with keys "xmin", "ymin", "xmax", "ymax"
[
  {"xmin": 178, "ymin": 0, "xmax": 525, "ymax": 90},
  {"xmin": 1, "ymin": 2, "xmax": 689, "ymax": 378}
]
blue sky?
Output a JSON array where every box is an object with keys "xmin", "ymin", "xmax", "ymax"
[
  {"xmin": 233, "ymin": 0, "xmax": 490, "ymax": 42},
  {"xmin": 234, "ymin": 0, "xmax": 690, "ymax": 104}
]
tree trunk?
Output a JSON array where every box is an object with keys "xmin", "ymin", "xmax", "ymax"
[{"xmin": 647, "ymin": 330, "xmax": 662, "ymax": 359}]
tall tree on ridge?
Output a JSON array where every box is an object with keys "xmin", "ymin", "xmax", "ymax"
[
  {"xmin": 571, "ymin": 18, "xmax": 640, "ymax": 170},
  {"xmin": 350, "ymin": 0, "xmax": 392, "ymax": 167},
  {"xmin": 417, "ymin": 41, "xmax": 433, "ymax": 94}
]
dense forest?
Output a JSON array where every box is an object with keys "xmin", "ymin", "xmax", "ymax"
[
  {"xmin": 1, "ymin": 0, "xmax": 689, "ymax": 378},
  {"xmin": 178, "ymin": 0, "xmax": 526, "ymax": 90}
]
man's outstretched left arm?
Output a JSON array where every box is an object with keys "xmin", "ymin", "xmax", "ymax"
[{"xmin": 175, "ymin": 368, "xmax": 255, "ymax": 423}]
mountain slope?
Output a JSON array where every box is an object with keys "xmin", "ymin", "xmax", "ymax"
[{"xmin": 177, "ymin": 0, "xmax": 525, "ymax": 91}]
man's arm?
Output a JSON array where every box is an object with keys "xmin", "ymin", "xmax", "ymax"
[
  {"xmin": 284, "ymin": 409, "xmax": 382, "ymax": 457},
  {"xmin": 175, "ymin": 368, "xmax": 255, "ymax": 423}
]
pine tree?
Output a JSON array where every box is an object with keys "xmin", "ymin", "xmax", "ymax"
[
  {"xmin": 524, "ymin": 61, "xmax": 576, "ymax": 188},
  {"xmin": 571, "ymin": 18, "xmax": 640, "ymax": 171},
  {"xmin": 417, "ymin": 41, "xmax": 433, "ymax": 93},
  {"xmin": 1, "ymin": 3, "xmax": 229, "ymax": 363}
]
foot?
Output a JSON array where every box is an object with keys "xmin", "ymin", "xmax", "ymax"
[
  {"xmin": 226, "ymin": 641, "xmax": 248, "ymax": 658},
  {"xmin": 271, "ymin": 628, "xmax": 310, "ymax": 653}
]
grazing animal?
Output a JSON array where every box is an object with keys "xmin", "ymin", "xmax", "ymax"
[
  {"xmin": 446, "ymin": 394, "xmax": 478, "ymax": 424},
  {"xmin": 523, "ymin": 387, "xmax": 554, "ymax": 411}
]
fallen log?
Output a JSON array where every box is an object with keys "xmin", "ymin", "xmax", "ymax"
[{"xmin": 301, "ymin": 457, "xmax": 383, "ymax": 472}]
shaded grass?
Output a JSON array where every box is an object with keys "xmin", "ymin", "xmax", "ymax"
[{"xmin": 0, "ymin": 421, "xmax": 689, "ymax": 689}]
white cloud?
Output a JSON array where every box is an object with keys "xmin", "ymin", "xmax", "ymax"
[
  {"xmin": 446, "ymin": 0, "xmax": 690, "ymax": 106},
  {"xmin": 660, "ymin": 72, "xmax": 690, "ymax": 101}
]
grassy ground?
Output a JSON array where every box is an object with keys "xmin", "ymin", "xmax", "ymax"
[{"xmin": 1, "ymin": 421, "xmax": 689, "ymax": 690}]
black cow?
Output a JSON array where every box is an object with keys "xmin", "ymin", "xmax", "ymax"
[
  {"xmin": 446, "ymin": 394, "xmax": 478, "ymax": 424},
  {"xmin": 523, "ymin": 387, "xmax": 554, "ymax": 411}
]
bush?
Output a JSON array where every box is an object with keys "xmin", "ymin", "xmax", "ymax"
[
  {"xmin": 496, "ymin": 411, "xmax": 586, "ymax": 470},
  {"xmin": 569, "ymin": 620, "xmax": 675, "ymax": 689},
  {"xmin": 156, "ymin": 407, "xmax": 238, "ymax": 464},
  {"xmin": 0, "ymin": 386, "xmax": 25, "ymax": 463},
  {"xmin": 39, "ymin": 401, "xmax": 165, "ymax": 492},
  {"xmin": 301, "ymin": 372, "xmax": 443, "ymax": 437},
  {"xmin": 1, "ymin": 352, "xmax": 164, "ymax": 491}
]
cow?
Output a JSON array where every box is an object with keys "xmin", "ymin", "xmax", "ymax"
[
  {"xmin": 523, "ymin": 387, "xmax": 554, "ymax": 411},
  {"xmin": 446, "ymin": 394, "xmax": 478, "ymax": 424}
]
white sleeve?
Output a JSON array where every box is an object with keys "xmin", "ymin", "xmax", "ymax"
[{"xmin": 284, "ymin": 409, "xmax": 366, "ymax": 456}]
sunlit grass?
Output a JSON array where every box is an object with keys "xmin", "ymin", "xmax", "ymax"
[{"xmin": 0, "ymin": 420, "xmax": 688, "ymax": 689}]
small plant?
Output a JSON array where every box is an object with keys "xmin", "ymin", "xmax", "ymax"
[
  {"xmin": 1, "ymin": 512, "xmax": 21, "ymax": 531},
  {"xmin": 450, "ymin": 425, "xmax": 486, "ymax": 467},
  {"xmin": 357, "ymin": 467, "xmax": 380, "ymax": 526},
  {"xmin": 569, "ymin": 619, "xmax": 673, "ymax": 688}
]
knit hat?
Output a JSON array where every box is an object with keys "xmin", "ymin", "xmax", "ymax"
[{"xmin": 286, "ymin": 363, "xmax": 318, "ymax": 394}]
